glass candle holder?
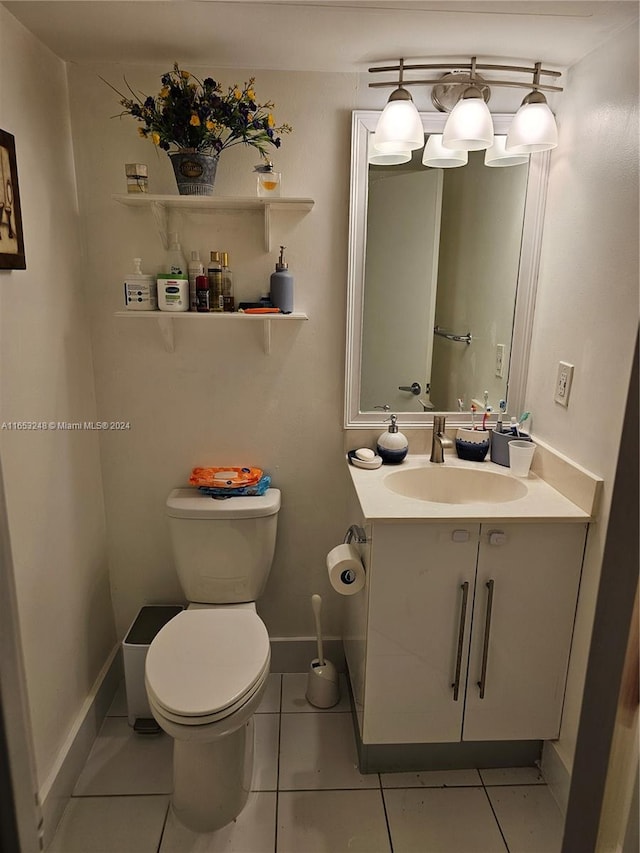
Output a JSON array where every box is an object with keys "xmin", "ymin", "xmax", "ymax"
[{"xmin": 257, "ymin": 168, "xmax": 281, "ymax": 197}]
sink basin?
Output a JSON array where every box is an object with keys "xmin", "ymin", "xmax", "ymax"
[{"xmin": 384, "ymin": 466, "xmax": 528, "ymax": 504}]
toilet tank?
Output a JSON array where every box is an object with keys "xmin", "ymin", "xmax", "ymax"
[{"xmin": 166, "ymin": 488, "xmax": 281, "ymax": 604}]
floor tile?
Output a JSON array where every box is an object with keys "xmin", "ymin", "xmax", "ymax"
[
  {"xmin": 73, "ymin": 717, "xmax": 173, "ymax": 796},
  {"xmin": 107, "ymin": 681, "xmax": 128, "ymax": 717},
  {"xmin": 381, "ymin": 768, "xmax": 482, "ymax": 788},
  {"xmin": 277, "ymin": 789, "xmax": 391, "ymax": 853},
  {"xmin": 278, "ymin": 713, "xmax": 378, "ymax": 790},
  {"xmin": 384, "ymin": 787, "xmax": 508, "ymax": 853},
  {"xmin": 281, "ymin": 673, "xmax": 351, "ymax": 713},
  {"xmin": 486, "ymin": 785, "xmax": 564, "ymax": 853},
  {"xmin": 480, "ymin": 765, "xmax": 545, "ymax": 786},
  {"xmin": 256, "ymin": 673, "xmax": 282, "ymax": 714},
  {"xmin": 48, "ymin": 795, "xmax": 169, "ymax": 853},
  {"xmin": 253, "ymin": 713, "xmax": 279, "ymax": 791},
  {"xmin": 160, "ymin": 792, "xmax": 276, "ymax": 852}
]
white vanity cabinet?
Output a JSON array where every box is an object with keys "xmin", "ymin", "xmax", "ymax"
[{"xmin": 360, "ymin": 521, "xmax": 587, "ymax": 745}]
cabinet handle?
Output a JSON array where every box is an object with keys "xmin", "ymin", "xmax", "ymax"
[
  {"xmin": 477, "ymin": 579, "xmax": 495, "ymax": 699},
  {"xmin": 451, "ymin": 581, "xmax": 469, "ymax": 701}
]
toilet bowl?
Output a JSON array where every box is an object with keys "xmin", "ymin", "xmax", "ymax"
[{"xmin": 146, "ymin": 606, "xmax": 271, "ymax": 831}]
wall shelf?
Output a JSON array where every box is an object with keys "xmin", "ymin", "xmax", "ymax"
[
  {"xmin": 112, "ymin": 194, "xmax": 315, "ymax": 252},
  {"xmin": 114, "ymin": 310, "xmax": 309, "ymax": 354}
]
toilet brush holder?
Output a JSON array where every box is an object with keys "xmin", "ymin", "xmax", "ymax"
[{"xmin": 305, "ymin": 594, "xmax": 340, "ymax": 709}]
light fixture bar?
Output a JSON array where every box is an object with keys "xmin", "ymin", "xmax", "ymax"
[
  {"xmin": 368, "ymin": 60, "xmax": 561, "ymax": 80},
  {"xmin": 369, "ymin": 78, "xmax": 563, "ymax": 93},
  {"xmin": 368, "ymin": 57, "xmax": 562, "ymax": 94}
]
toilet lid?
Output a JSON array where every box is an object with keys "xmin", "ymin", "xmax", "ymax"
[{"xmin": 145, "ymin": 609, "xmax": 270, "ymax": 718}]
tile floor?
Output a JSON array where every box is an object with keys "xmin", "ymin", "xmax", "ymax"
[{"xmin": 48, "ymin": 673, "xmax": 565, "ymax": 853}]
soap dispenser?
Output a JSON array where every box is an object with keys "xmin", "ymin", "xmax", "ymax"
[
  {"xmin": 270, "ymin": 246, "xmax": 294, "ymax": 314},
  {"xmin": 376, "ymin": 413, "xmax": 409, "ymax": 464}
]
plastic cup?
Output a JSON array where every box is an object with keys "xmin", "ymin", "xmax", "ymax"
[{"xmin": 508, "ymin": 440, "xmax": 536, "ymax": 477}]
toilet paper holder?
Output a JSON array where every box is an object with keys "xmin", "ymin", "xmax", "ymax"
[{"xmin": 343, "ymin": 524, "xmax": 368, "ymax": 544}]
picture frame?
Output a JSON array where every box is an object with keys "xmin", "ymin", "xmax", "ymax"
[{"xmin": 0, "ymin": 129, "xmax": 26, "ymax": 270}]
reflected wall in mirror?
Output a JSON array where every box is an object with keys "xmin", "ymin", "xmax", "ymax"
[{"xmin": 345, "ymin": 111, "xmax": 550, "ymax": 427}]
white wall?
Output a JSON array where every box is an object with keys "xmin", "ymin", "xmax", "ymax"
[
  {"xmin": 66, "ymin": 62, "xmax": 359, "ymax": 639},
  {"xmin": 526, "ymin": 21, "xmax": 638, "ymax": 780},
  {"xmin": 0, "ymin": 6, "xmax": 116, "ymax": 794}
]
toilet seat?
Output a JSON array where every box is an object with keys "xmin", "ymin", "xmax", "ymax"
[{"xmin": 145, "ymin": 609, "xmax": 270, "ymax": 725}]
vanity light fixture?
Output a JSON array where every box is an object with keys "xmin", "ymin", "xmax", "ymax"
[
  {"xmin": 422, "ymin": 134, "xmax": 468, "ymax": 168},
  {"xmin": 369, "ymin": 57, "xmax": 562, "ymax": 159},
  {"xmin": 372, "ymin": 59, "xmax": 430, "ymax": 153}
]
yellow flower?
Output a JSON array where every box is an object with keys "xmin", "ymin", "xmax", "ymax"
[
  {"xmin": 247, "ymin": 89, "xmax": 255, "ymax": 100},
  {"xmin": 151, "ymin": 132, "xmax": 161, "ymax": 145},
  {"xmin": 205, "ymin": 120, "xmax": 216, "ymax": 131},
  {"xmin": 189, "ymin": 114, "xmax": 201, "ymax": 127},
  {"xmin": 267, "ymin": 113, "xmax": 275, "ymax": 128},
  {"xmin": 180, "ymin": 70, "xmax": 190, "ymax": 80},
  {"xmin": 160, "ymin": 86, "xmax": 170, "ymax": 98},
  {"xmin": 234, "ymin": 88, "xmax": 242, "ymax": 100}
]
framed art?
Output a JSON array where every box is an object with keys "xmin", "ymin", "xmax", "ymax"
[{"xmin": 0, "ymin": 130, "xmax": 26, "ymax": 270}]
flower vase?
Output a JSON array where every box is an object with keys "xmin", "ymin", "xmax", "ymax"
[{"xmin": 169, "ymin": 152, "xmax": 218, "ymax": 196}]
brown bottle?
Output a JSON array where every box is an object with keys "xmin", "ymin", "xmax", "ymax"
[
  {"xmin": 221, "ymin": 252, "xmax": 235, "ymax": 312},
  {"xmin": 207, "ymin": 251, "xmax": 223, "ymax": 312}
]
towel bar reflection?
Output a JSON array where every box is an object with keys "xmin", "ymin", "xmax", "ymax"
[{"xmin": 434, "ymin": 326, "xmax": 472, "ymax": 345}]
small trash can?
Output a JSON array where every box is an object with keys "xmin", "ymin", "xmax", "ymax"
[{"xmin": 123, "ymin": 605, "xmax": 183, "ymax": 730}]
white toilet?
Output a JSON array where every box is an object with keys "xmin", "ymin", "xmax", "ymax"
[{"xmin": 145, "ymin": 487, "xmax": 281, "ymax": 832}]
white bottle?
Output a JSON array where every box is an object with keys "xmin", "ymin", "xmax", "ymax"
[
  {"xmin": 376, "ymin": 414, "xmax": 409, "ymax": 464},
  {"xmin": 167, "ymin": 233, "xmax": 187, "ymax": 276},
  {"xmin": 187, "ymin": 250, "xmax": 204, "ymax": 312}
]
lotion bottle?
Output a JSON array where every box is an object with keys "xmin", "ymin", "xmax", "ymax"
[
  {"xmin": 376, "ymin": 414, "xmax": 409, "ymax": 464},
  {"xmin": 167, "ymin": 232, "xmax": 187, "ymax": 275},
  {"xmin": 270, "ymin": 245, "xmax": 294, "ymax": 314}
]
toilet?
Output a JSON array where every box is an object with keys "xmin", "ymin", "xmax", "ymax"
[{"xmin": 145, "ymin": 487, "xmax": 281, "ymax": 832}]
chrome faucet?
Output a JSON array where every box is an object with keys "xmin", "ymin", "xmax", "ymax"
[{"xmin": 430, "ymin": 415, "xmax": 453, "ymax": 463}]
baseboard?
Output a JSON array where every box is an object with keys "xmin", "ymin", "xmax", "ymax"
[
  {"xmin": 541, "ymin": 740, "xmax": 571, "ymax": 816},
  {"xmin": 269, "ymin": 636, "xmax": 345, "ymax": 673},
  {"xmin": 39, "ymin": 643, "xmax": 123, "ymax": 849}
]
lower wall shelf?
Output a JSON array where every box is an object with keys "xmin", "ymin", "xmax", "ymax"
[{"xmin": 114, "ymin": 311, "xmax": 309, "ymax": 354}]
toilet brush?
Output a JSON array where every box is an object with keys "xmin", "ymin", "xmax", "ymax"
[{"xmin": 305, "ymin": 594, "xmax": 340, "ymax": 708}]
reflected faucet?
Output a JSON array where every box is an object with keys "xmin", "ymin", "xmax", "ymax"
[{"xmin": 430, "ymin": 415, "xmax": 454, "ymax": 463}]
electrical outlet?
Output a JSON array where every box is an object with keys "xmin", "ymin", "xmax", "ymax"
[
  {"xmin": 495, "ymin": 344, "xmax": 505, "ymax": 378},
  {"xmin": 554, "ymin": 361, "xmax": 574, "ymax": 406}
]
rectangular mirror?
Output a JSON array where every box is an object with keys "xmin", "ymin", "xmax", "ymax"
[{"xmin": 345, "ymin": 111, "xmax": 551, "ymax": 427}]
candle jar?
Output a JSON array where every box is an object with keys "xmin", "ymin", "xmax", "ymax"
[{"xmin": 256, "ymin": 162, "xmax": 281, "ymax": 197}]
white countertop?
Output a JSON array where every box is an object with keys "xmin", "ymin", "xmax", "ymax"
[{"xmin": 347, "ymin": 454, "xmax": 592, "ymax": 523}]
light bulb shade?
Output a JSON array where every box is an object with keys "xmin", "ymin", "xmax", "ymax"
[
  {"xmin": 442, "ymin": 95, "xmax": 494, "ymax": 151},
  {"xmin": 368, "ymin": 135, "xmax": 412, "ymax": 165},
  {"xmin": 484, "ymin": 135, "xmax": 529, "ymax": 168},
  {"xmin": 373, "ymin": 92, "xmax": 425, "ymax": 152},
  {"xmin": 506, "ymin": 101, "xmax": 558, "ymax": 153},
  {"xmin": 422, "ymin": 134, "xmax": 468, "ymax": 168}
]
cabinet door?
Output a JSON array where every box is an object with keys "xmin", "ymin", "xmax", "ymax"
[
  {"xmin": 464, "ymin": 523, "xmax": 587, "ymax": 742},
  {"xmin": 363, "ymin": 523, "xmax": 479, "ymax": 744}
]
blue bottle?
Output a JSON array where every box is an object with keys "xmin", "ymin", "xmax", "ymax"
[{"xmin": 270, "ymin": 246, "xmax": 294, "ymax": 314}]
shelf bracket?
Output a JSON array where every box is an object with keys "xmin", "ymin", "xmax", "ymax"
[
  {"xmin": 156, "ymin": 316, "xmax": 175, "ymax": 352},
  {"xmin": 150, "ymin": 202, "xmax": 169, "ymax": 249},
  {"xmin": 264, "ymin": 204, "xmax": 272, "ymax": 253},
  {"xmin": 263, "ymin": 319, "xmax": 272, "ymax": 355}
]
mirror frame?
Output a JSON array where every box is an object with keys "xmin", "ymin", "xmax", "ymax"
[{"xmin": 344, "ymin": 110, "xmax": 551, "ymax": 428}]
